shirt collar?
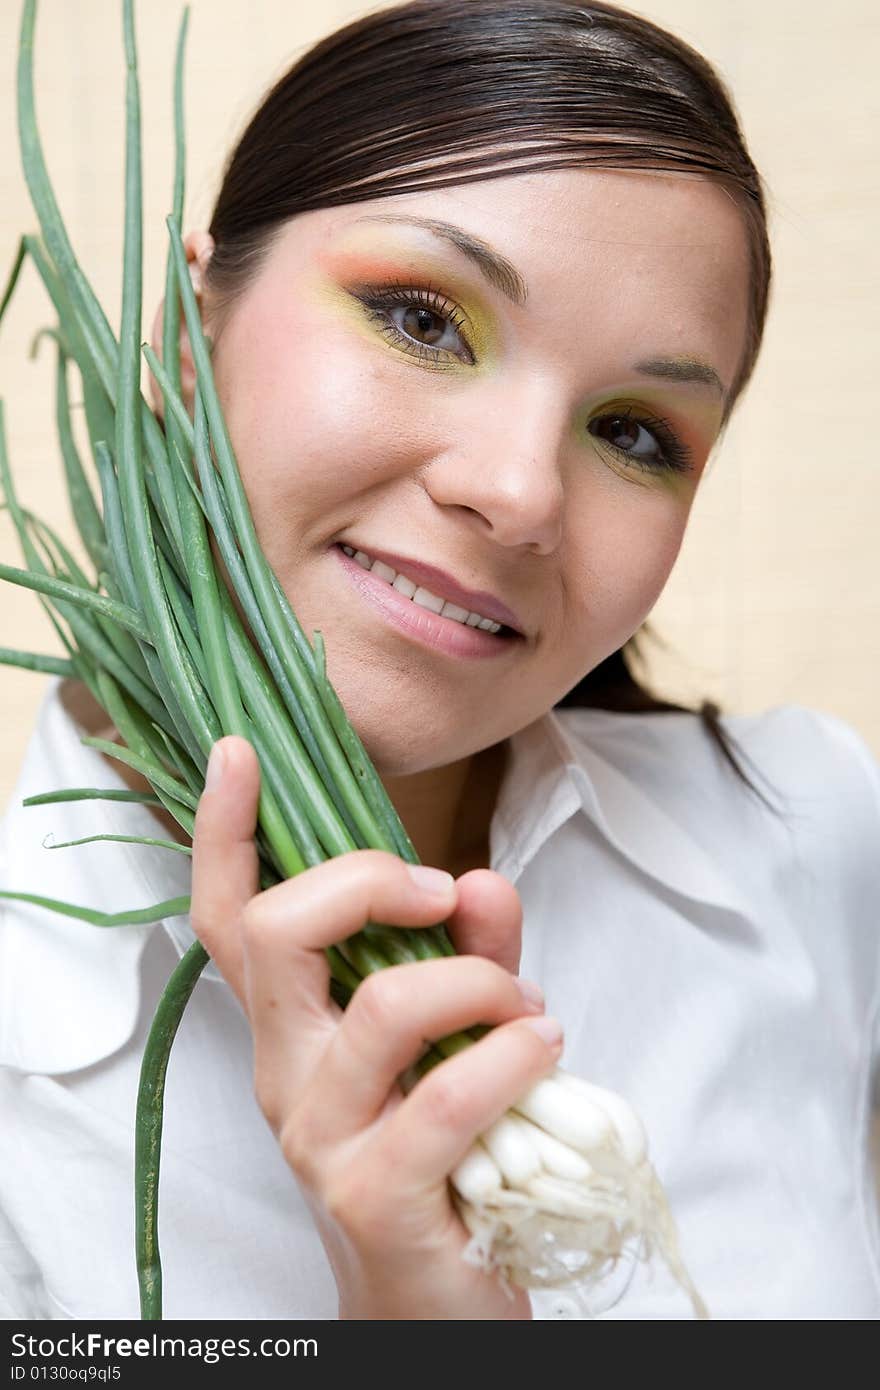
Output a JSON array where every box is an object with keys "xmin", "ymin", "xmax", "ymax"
[{"xmin": 493, "ymin": 704, "xmax": 752, "ymax": 920}]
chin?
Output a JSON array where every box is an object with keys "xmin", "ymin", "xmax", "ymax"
[
  {"xmin": 332, "ymin": 687, "xmax": 417, "ymax": 770},
  {"xmin": 356, "ymin": 708, "xmax": 470, "ymax": 779}
]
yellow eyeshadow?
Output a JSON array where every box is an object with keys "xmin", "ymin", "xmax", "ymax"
[
  {"xmin": 313, "ymin": 239, "xmax": 501, "ymax": 367},
  {"xmin": 586, "ymin": 387, "xmax": 719, "ymax": 453}
]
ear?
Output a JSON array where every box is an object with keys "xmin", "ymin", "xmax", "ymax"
[{"xmin": 147, "ymin": 229, "xmax": 216, "ymax": 421}]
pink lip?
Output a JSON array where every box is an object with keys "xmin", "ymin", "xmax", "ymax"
[
  {"xmin": 333, "ymin": 544, "xmax": 524, "ymax": 660},
  {"xmin": 335, "ymin": 542, "xmax": 524, "ymax": 633}
]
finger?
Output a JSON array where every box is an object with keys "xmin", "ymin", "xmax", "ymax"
[
  {"xmin": 443, "ymin": 868, "xmax": 523, "ymax": 974},
  {"xmin": 372, "ymin": 1014, "xmax": 564, "ymax": 1194},
  {"xmin": 189, "ymin": 734, "xmax": 261, "ymax": 1006},
  {"xmin": 292, "ymin": 954, "xmax": 545, "ymax": 1145},
  {"xmin": 240, "ymin": 852, "xmax": 458, "ymax": 1092}
]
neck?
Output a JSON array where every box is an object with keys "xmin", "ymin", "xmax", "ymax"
[{"xmin": 380, "ymin": 739, "xmax": 509, "ymax": 877}]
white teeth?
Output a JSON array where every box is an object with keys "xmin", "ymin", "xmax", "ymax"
[
  {"xmin": 371, "ymin": 560, "xmax": 397, "ymax": 584},
  {"xmin": 392, "ymin": 573, "xmax": 417, "ymax": 599},
  {"xmin": 412, "ymin": 586, "xmax": 445, "ymax": 615},
  {"xmin": 339, "ymin": 544, "xmax": 504, "ymax": 633},
  {"xmin": 439, "ymin": 601, "xmax": 469, "ymax": 624}
]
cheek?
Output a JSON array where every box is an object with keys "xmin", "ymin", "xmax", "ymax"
[
  {"xmin": 210, "ymin": 302, "xmax": 413, "ymax": 522},
  {"xmin": 564, "ymin": 489, "xmax": 690, "ymax": 641}
]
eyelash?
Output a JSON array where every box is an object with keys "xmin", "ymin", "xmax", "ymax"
[
  {"xmin": 588, "ymin": 405, "xmax": 695, "ymax": 477},
  {"xmin": 352, "ymin": 279, "xmax": 477, "ymax": 366},
  {"xmin": 349, "ymin": 279, "xmax": 695, "ymax": 476}
]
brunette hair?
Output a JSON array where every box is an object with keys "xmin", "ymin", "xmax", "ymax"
[{"xmin": 202, "ymin": 0, "xmax": 781, "ymax": 814}]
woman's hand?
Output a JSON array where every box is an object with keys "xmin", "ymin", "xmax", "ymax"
[{"xmin": 189, "ymin": 735, "xmax": 563, "ymax": 1320}]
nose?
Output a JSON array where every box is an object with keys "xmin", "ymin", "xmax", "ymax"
[{"xmin": 419, "ymin": 377, "xmax": 567, "ymax": 556}]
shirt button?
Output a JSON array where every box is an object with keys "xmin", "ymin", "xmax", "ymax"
[{"xmin": 549, "ymin": 1294, "xmax": 582, "ymax": 1319}]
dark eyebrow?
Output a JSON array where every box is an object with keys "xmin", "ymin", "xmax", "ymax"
[
  {"xmin": 633, "ymin": 356, "xmax": 726, "ymax": 400},
  {"xmin": 351, "ymin": 214, "xmax": 727, "ymax": 403},
  {"xmin": 350, "ymin": 213, "xmax": 529, "ymax": 307}
]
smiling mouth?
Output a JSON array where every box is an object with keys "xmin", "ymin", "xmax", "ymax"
[
  {"xmin": 331, "ymin": 543, "xmax": 526, "ymax": 659},
  {"xmin": 336, "ymin": 543, "xmax": 522, "ymax": 638}
]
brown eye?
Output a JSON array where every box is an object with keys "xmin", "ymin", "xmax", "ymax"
[
  {"xmin": 399, "ymin": 305, "xmax": 446, "ymax": 346},
  {"xmin": 588, "ymin": 408, "xmax": 694, "ymax": 476},
  {"xmin": 351, "ymin": 281, "xmax": 476, "ymax": 365},
  {"xmin": 381, "ymin": 297, "xmax": 469, "ymax": 360},
  {"xmin": 591, "ymin": 414, "xmax": 654, "ymax": 459}
]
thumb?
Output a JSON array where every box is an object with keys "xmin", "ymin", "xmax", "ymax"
[
  {"xmin": 443, "ymin": 868, "xmax": 523, "ymax": 975},
  {"xmin": 190, "ymin": 735, "xmax": 262, "ymax": 1003}
]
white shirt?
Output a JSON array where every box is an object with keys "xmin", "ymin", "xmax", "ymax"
[{"xmin": 1, "ymin": 676, "xmax": 879, "ymax": 1321}]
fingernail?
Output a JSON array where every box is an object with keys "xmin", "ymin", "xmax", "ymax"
[
  {"xmin": 514, "ymin": 977, "xmax": 545, "ymax": 1010},
  {"xmin": 406, "ymin": 864, "xmax": 456, "ymax": 896},
  {"xmin": 205, "ymin": 741, "xmax": 226, "ymax": 792},
  {"xmin": 523, "ymin": 1015, "xmax": 563, "ymax": 1046}
]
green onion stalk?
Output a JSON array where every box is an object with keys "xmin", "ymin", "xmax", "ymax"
[{"xmin": 0, "ymin": 0, "xmax": 708, "ymax": 1322}]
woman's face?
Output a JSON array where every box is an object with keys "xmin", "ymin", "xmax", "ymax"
[{"xmin": 169, "ymin": 168, "xmax": 749, "ymax": 777}]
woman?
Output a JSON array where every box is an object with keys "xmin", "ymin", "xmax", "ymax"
[{"xmin": 1, "ymin": 0, "xmax": 878, "ymax": 1320}]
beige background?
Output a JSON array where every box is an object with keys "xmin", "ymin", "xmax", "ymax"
[{"xmin": 1, "ymin": 0, "xmax": 878, "ymax": 802}]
